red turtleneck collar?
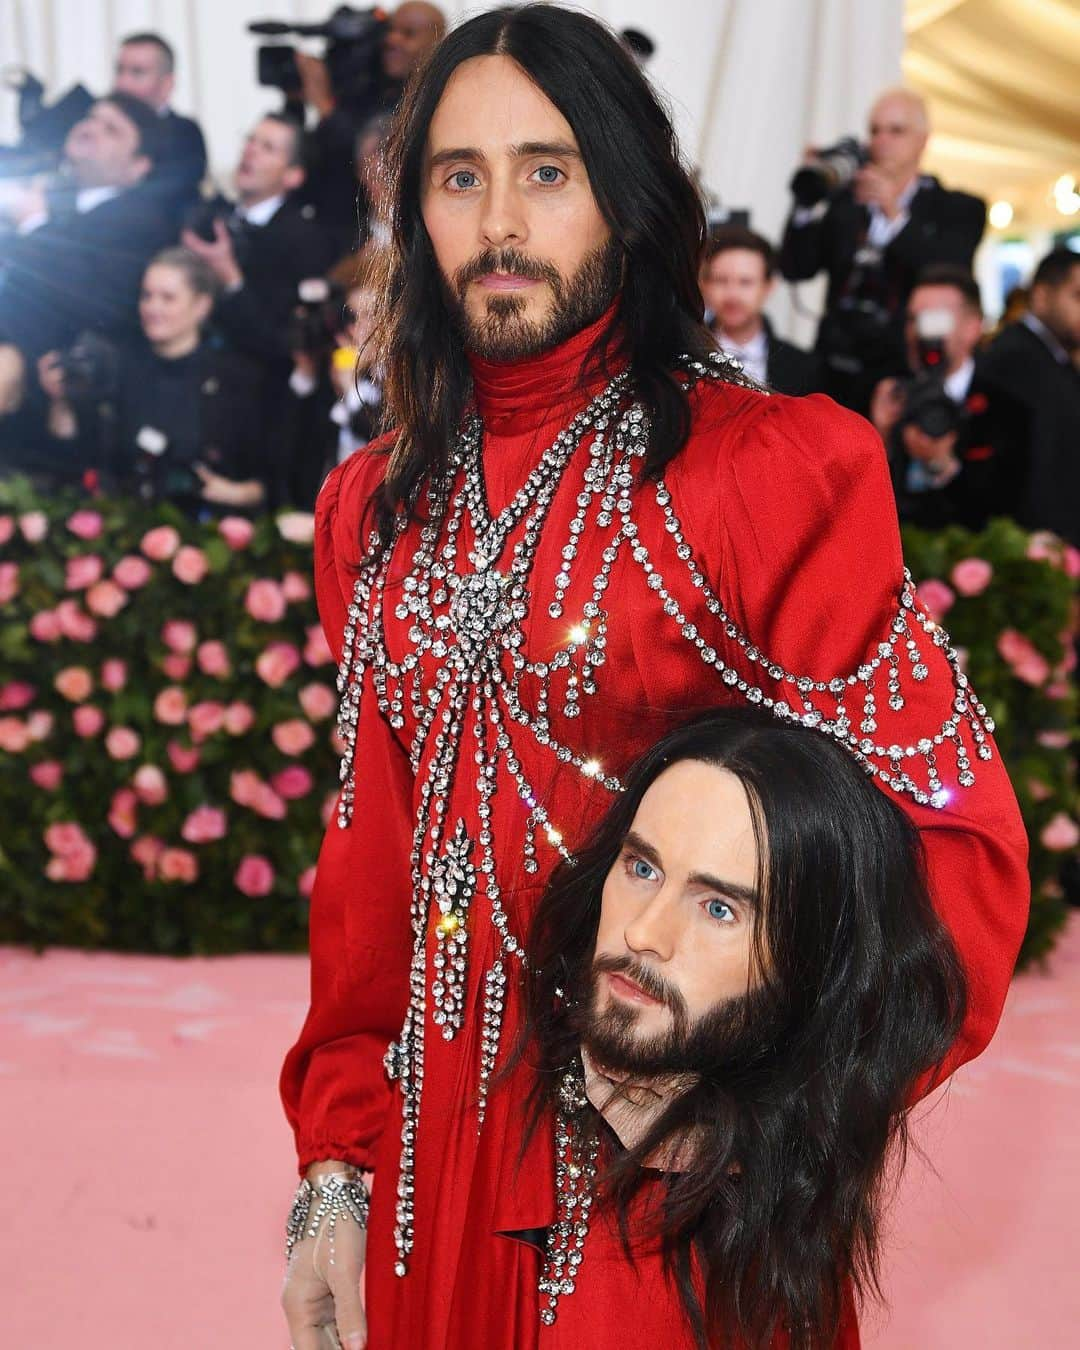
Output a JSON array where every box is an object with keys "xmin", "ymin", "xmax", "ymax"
[{"xmin": 466, "ymin": 303, "xmax": 626, "ymax": 437}]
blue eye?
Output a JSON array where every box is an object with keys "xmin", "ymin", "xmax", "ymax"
[
  {"xmin": 625, "ymin": 854, "xmax": 657, "ymax": 883},
  {"xmin": 706, "ymin": 898, "xmax": 735, "ymax": 923},
  {"xmin": 449, "ymin": 170, "xmax": 477, "ymax": 191},
  {"xmin": 533, "ymin": 165, "xmax": 563, "ymax": 185}
]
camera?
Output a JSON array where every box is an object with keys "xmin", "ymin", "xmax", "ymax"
[
  {"xmin": 131, "ymin": 425, "xmax": 201, "ymax": 505},
  {"xmin": 790, "ymin": 137, "xmax": 868, "ymax": 207},
  {"xmin": 288, "ymin": 277, "xmax": 348, "ymax": 357},
  {"xmin": 249, "ymin": 6, "xmax": 388, "ymax": 105},
  {"xmin": 896, "ymin": 308, "xmax": 960, "ymax": 440},
  {"xmin": 55, "ymin": 332, "xmax": 119, "ymax": 403}
]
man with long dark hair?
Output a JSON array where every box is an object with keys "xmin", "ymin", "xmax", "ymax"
[
  {"xmin": 278, "ymin": 8, "xmax": 1027, "ymax": 1348},
  {"xmin": 518, "ymin": 707, "xmax": 966, "ymax": 1347}
]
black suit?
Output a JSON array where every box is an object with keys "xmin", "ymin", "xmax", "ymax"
[
  {"xmin": 888, "ymin": 359, "xmax": 1029, "ymax": 532},
  {"xmin": 779, "ymin": 175, "xmax": 986, "ymax": 411},
  {"xmin": 0, "ymin": 184, "xmax": 176, "ymax": 361},
  {"xmin": 148, "ymin": 108, "xmax": 207, "ymax": 210},
  {"xmin": 763, "ymin": 318, "xmax": 823, "ymax": 396},
  {"xmin": 981, "ymin": 320, "xmax": 1080, "ymax": 545}
]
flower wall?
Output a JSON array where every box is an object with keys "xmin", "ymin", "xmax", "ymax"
[{"xmin": 1, "ymin": 481, "xmax": 1076, "ymax": 965}]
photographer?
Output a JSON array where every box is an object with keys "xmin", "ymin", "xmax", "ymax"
[
  {"xmin": 283, "ymin": 274, "xmax": 382, "ymax": 508},
  {"xmin": 294, "ymin": 2, "xmax": 445, "ymax": 253},
  {"xmin": 0, "ymin": 93, "xmax": 175, "ymax": 409},
  {"xmin": 982, "ymin": 247, "xmax": 1080, "ymax": 545},
  {"xmin": 113, "ymin": 31, "xmax": 208, "ymax": 211},
  {"xmin": 37, "ymin": 248, "xmax": 268, "ymax": 514},
  {"xmin": 870, "ymin": 265, "xmax": 1026, "ymax": 531},
  {"xmin": 780, "ymin": 88, "xmax": 986, "ymax": 413}
]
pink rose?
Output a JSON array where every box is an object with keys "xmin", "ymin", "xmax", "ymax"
[
  {"xmin": 272, "ymin": 718, "xmax": 316, "ymax": 756},
  {"xmin": 0, "ymin": 681, "xmax": 35, "ymax": 711},
  {"xmin": 950, "ymin": 558, "xmax": 993, "ymax": 597},
  {"xmin": 101, "ymin": 659, "xmax": 127, "ymax": 693},
  {"xmin": 162, "ymin": 619, "xmax": 198, "ymax": 653},
  {"xmin": 218, "ymin": 516, "xmax": 255, "ymax": 550},
  {"xmin": 1027, "ymin": 778, "xmax": 1053, "ymax": 802},
  {"xmin": 996, "ymin": 629, "xmax": 1050, "ymax": 687},
  {"xmin": 0, "ymin": 717, "xmax": 31, "ymax": 753},
  {"xmin": 65, "ymin": 554, "xmax": 104, "ymax": 590},
  {"xmin": 161, "ymin": 653, "xmax": 192, "ymax": 681},
  {"xmin": 235, "ymin": 854, "xmax": 275, "ymax": 897},
  {"xmin": 159, "ymin": 847, "xmax": 199, "ymax": 884},
  {"xmin": 54, "ymin": 666, "xmax": 93, "ymax": 702},
  {"xmin": 245, "ymin": 578, "xmax": 287, "ymax": 623},
  {"xmin": 299, "ymin": 682, "xmax": 336, "ymax": 721},
  {"xmin": 133, "ymin": 764, "xmax": 169, "ymax": 806},
  {"xmin": 304, "ymin": 625, "xmax": 334, "ymax": 667},
  {"xmin": 1037, "ymin": 730, "xmax": 1071, "ymax": 750},
  {"xmin": 282, "ymin": 570, "xmax": 311, "ymax": 603},
  {"xmin": 180, "ymin": 805, "xmax": 228, "ymax": 844},
  {"xmin": 55, "ymin": 599, "xmax": 97, "ymax": 643},
  {"xmin": 29, "ymin": 760, "xmax": 63, "ymax": 791},
  {"xmin": 0, "ymin": 515, "xmax": 13, "ymax": 545},
  {"xmin": 1040, "ymin": 812, "xmax": 1080, "ymax": 852},
  {"xmin": 915, "ymin": 579, "xmax": 955, "ymax": 621},
  {"xmin": 276, "ymin": 511, "xmax": 315, "ymax": 544},
  {"xmin": 253, "ymin": 782, "xmax": 288, "ymax": 820},
  {"xmin": 72, "ymin": 705, "xmax": 105, "ymax": 738},
  {"xmin": 223, "ymin": 701, "xmax": 255, "ymax": 736},
  {"xmin": 113, "ymin": 554, "xmax": 152, "ymax": 589},
  {"xmin": 67, "ymin": 509, "xmax": 103, "ymax": 540},
  {"xmin": 106, "ymin": 726, "xmax": 141, "ymax": 760},
  {"xmin": 167, "ymin": 740, "xmax": 201, "ymax": 773},
  {"xmin": 0, "ymin": 562, "xmax": 18, "ymax": 605},
  {"xmin": 153, "ymin": 686, "xmax": 188, "ymax": 725},
  {"xmin": 196, "ymin": 640, "xmax": 232, "ymax": 679},
  {"xmin": 45, "ymin": 839, "xmax": 96, "ymax": 882},
  {"xmin": 188, "ymin": 700, "xmax": 226, "ymax": 743},
  {"xmin": 321, "ymin": 791, "xmax": 339, "ymax": 827},
  {"xmin": 26, "ymin": 709, "xmax": 54, "ymax": 741},
  {"xmin": 172, "ymin": 545, "xmax": 209, "ymax": 585},
  {"xmin": 107, "ymin": 787, "xmax": 139, "ymax": 838},
  {"xmin": 229, "ymin": 771, "xmax": 263, "ymax": 808},
  {"xmin": 18, "ymin": 511, "xmax": 48, "ymax": 543},
  {"xmin": 45, "ymin": 821, "xmax": 91, "ymax": 856},
  {"xmin": 140, "ymin": 524, "xmax": 181, "ymax": 561},
  {"xmin": 29, "ymin": 610, "xmax": 62, "ymax": 643},
  {"xmin": 1064, "ymin": 545, "xmax": 1080, "ymax": 579},
  {"xmin": 1026, "ymin": 531, "xmax": 1061, "ymax": 564},
  {"xmin": 131, "ymin": 835, "xmax": 165, "ymax": 878},
  {"xmin": 298, "ymin": 865, "xmax": 317, "ymax": 898},
  {"xmin": 256, "ymin": 641, "xmax": 302, "ymax": 688},
  {"xmin": 272, "ymin": 765, "xmax": 314, "ymax": 799},
  {"xmin": 1047, "ymin": 680, "xmax": 1072, "ymax": 700},
  {"xmin": 85, "ymin": 579, "xmax": 128, "ymax": 618}
]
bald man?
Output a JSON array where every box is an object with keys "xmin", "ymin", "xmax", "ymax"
[{"xmin": 780, "ymin": 87, "xmax": 986, "ymax": 413}]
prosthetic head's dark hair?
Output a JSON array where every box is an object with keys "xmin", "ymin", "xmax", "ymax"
[
  {"xmin": 516, "ymin": 707, "xmax": 966, "ymax": 1349},
  {"xmin": 368, "ymin": 3, "xmax": 720, "ymax": 543}
]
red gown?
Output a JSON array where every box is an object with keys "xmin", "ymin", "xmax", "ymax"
[{"xmin": 280, "ymin": 312, "xmax": 1029, "ymax": 1349}]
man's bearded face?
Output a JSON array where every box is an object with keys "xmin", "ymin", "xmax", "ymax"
[
  {"xmin": 579, "ymin": 759, "xmax": 772, "ymax": 1078},
  {"xmin": 420, "ymin": 54, "xmax": 620, "ymax": 361}
]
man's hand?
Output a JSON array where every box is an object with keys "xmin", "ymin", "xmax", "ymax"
[
  {"xmin": 854, "ymin": 164, "xmax": 903, "ymax": 218},
  {"xmin": 0, "ymin": 344, "xmax": 27, "ymax": 415},
  {"xmin": 194, "ymin": 463, "xmax": 264, "ymax": 508},
  {"xmin": 296, "ymin": 52, "xmax": 336, "ymax": 118},
  {"xmin": 180, "ymin": 219, "xmax": 244, "ymax": 290},
  {"xmin": 901, "ymin": 424, "xmax": 961, "ymax": 479},
  {"xmin": 0, "ymin": 175, "xmax": 46, "ymax": 228},
  {"xmin": 869, "ymin": 377, "xmax": 905, "ymax": 440}
]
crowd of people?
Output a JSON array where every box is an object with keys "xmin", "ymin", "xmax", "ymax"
[{"xmin": 0, "ymin": 9, "xmax": 1077, "ymax": 541}]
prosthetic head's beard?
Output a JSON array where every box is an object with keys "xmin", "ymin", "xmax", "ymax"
[
  {"xmin": 571, "ymin": 952, "xmax": 782, "ymax": 1079},
  {"xmin": 446, "ymin": 238, "xmax": 624, "ymax": 362}
]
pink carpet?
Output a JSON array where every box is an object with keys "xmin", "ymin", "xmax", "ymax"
[{"xmin": 2, "ymin": 920, "xmax": 1078, "ymax": 1348}]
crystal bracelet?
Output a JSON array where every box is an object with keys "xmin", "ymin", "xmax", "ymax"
[{"xmin": 285, "ymin": 1169, "xmax": 370, "ymax": 1264}]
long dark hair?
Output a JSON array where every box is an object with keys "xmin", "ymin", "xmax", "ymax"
[
  {"xmin": 517, "ymin": 707, "xmax": 966, "ymax": 1348},
  {"xmin": 369, "ymin": 3, "xmax": 719, "ymax": 540}
]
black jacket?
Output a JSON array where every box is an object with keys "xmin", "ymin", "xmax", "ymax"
[
  {"xmin": 0, "ymin": 184, "xmax": 177, "ymax": 361},
  {"xmin": 212, "ymin": 198, "xmax": 336, "ymax": 368},
  {"xmin": 981, "ymin": 320, "xmax": 1080, "ymax": 544},
  {"xmin": 147, "ymin": 108, "xmax": 207, "ymax": 210},
  {"xmin": 888, "ymin": 358, "xmax": 1029, "ymax": 532},
  {"xmin": 763, "ymin": 319, "xmax": 823, "ymax": 396}
]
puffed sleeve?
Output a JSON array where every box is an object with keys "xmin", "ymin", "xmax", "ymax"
[
  {"xmin": 679, "ymin": 389, "xmax": 1030, "ymax": 1083},
  {"xmin": 279, "ymin": 446, "xmax": 415, "ymax": 1173}
]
